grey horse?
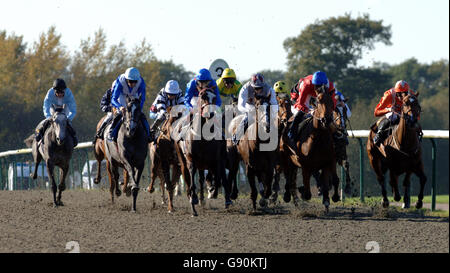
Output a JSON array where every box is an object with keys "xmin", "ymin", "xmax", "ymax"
[
  {"xmin": 25, "ymin": 104, "xmax": 74, "ymax": 207},
  {"xmin": 103, "ymin": 96, "xmax": 148, "ymax": 212}
]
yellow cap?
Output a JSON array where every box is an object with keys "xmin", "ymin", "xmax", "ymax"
[
  {"xmin": 274, "ymin": 81, "xmax": 288, "ymax": 93},
  {"xmin": 221, "ymin": 68, "xmax": 236, "ymax": 79}
]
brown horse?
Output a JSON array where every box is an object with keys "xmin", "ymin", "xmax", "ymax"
[
  {"xmin": 271, "ymin": 93, "xmax": 297, "ymax": 204},
  {"xmin": 282, "ymin": 89, "xmax": 339, "ymax": 211},
  {"xmin": 146, "ymin": 106, "xmax": 184, "ymax": 213},
  {"xmin": 174, "ymin": 89, "xmax": 231, "ymax": 216},
  {"xmin": 229, "ymin": 95, "xmax": 278, "ymax": 213},
  {"xmin": 367, "ymin": 93, "xmax": 425, "ymax": 209},
  {"xmin": 93, "ymin": 114, "xmax": 129, "ymax": 203},
  {"xmin": 331, "ymin": 108, "xmax": 352, "ymax": 195}
]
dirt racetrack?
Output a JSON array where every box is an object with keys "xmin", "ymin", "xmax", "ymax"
[{"xmin": 0, "ymin": 189, "xmax": 448, "ymax": 253}]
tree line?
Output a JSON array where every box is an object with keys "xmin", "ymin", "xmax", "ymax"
[{"xmin": 0, "ymin": 14, "xmax": 448, "ymax": 194}]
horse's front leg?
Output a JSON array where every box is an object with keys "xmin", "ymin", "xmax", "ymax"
[
  {"xmin": 188, "ymin": 162, "xmax": 198, "ymax": 216},
  {"xmin": 247, "ymin": 167, "xmax": 258, "ymax": 213},
  {"xmin": 343, "ymin": 160, "xmax": 352, "ymax": 195},
  {"xmin": 320, "ymin": 168, "xmax": 332, "ymax": 213},
  {"xmin": 31, "ymin": 142, "xmax": 42, "ymax": 180},
  {"xmin": 270, "ymin": 166, "xmax": 281, "ymax": 204},
  {"xmin": 131, "ymin": 165, "xmax": 144, "ymax": 213},
  {"xmin": 198, "ymin": 170, "xmax": 205, "ymax": 204},
  {"xmin": 414, "ymin": 166, "xmax": 427, "ymax": 209},
  {"xmin": 299, "ymin": 169, "xmax": 312, "ymax": 201},
  {"xmin": 389, "ymin": 169, "xmax": 401, "ymax": 202},
  {"xmin": 56, "ymin": 164, "xmax": 69, "ymax": 206},
  {"xmin": 46, "ymin": 161, "xmax": 58, "ymax": 207},
  {"xmin": 402, "ymin": 172, "xmax": 412, "ymax": 208}
]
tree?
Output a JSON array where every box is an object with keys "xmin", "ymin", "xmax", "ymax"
[{"xmin": 283, "ymin": 13, "xmax": 392, "ymax": 84}]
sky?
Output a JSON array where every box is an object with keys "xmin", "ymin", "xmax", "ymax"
[{"xmin": 1, "ymin": 0, "xmax": 449, "ymax": 80}]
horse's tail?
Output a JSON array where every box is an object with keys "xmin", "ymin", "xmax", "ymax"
[{"xmin": 24, "ymin": 134, "xmax": 35, "ymax": 148}]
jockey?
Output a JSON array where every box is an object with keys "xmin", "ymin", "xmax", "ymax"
[
  {"xmin": 274, "ymin": 81, "xmax": 289, "ymax": 98},
  {"xmin": 334, "ymin": 88, "xmax": 352, "ymax": 129},
  {"xmin": 373, "ymin": 80, "xmax": 416, "ymax": 146},
  {"xmin": 216, "ymin": 68, "xmax": 242, "ymax": 105},
  {"xmin": 107, "ymin": 67, "xmax": 152, "ymax": 142},
  {"xmin": 232, "ymin": 73, "xmax": 278, "ymax": 145},
  {"xmin": 185, "ymin": 68, "xmax": 222, "ymax": 111},
  {"xmin": 148, "ymin": 80, "xmax": 185, "ymax": 142},
  {"xmin": 93, "ymin": 80, "xmax": 116, "ymax": 142},
  {"xmin": 287, "ymin": 71, "xmax": 337, "ymax": 144},
  {"xmin": 35, "ymin": 78, "xmax": 78, "ymax": 147}
]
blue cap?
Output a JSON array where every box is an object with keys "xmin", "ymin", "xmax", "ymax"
[
  {"xmin": 312, "ymin": 71, "xmax": 328, "ymax": 85},
  {"xmin": 196, "ymin": 68, "xmax": 213, "ymax": 81}
]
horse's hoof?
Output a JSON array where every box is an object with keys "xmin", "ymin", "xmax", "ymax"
[
  {"xmin": 344, "ymin": 184, "xmax": 352, "ymax": 195},
  {"xmin": 191, "ymin": 195, "xmax": 199, "ymax": 205},
  {"xmin": 116, "ymin": 190, "xmax": 121, "ymax": 197},
  {"xmin": 191, "ymin": 212, "xmax": 198, "ymax": 217},
  {"xmin": 230, "ymin": 190, "xmax": 238, "ymax": 200},
  {"xmin": 124, "ymin": 187, "xmax": 132, "ymax": 197},
  {"xmin": 168, "ymin": 209, "xmax": 174, "ymax": 214},
  {"xmin": 130, "ymin": 210, "xmax": 136, "ymax": 213},
  {"xmin": 402, "ymin": 202, "xmax": 410, "ymax": 209},
  {"xmin": 53, "ymin": 203, "xmax": 59, "ymax": 208},
  {"xmin": 415, "ymin": 201, "xmax": 423, "ymax": 209},
  {"xmin": 259, "ymin": 198, "xmax": 268, "ymax": 208},
  {"xmin": 94, "ymin": 178, "xmax": 100, "ymax": 184},
  {"xmin": 393, "ymin": 194, "xmax": 401, "ymax": 202},
  {"xmin": 382, "ymin": 200, "xmax": 389, "ymax": 208},
  {"xmin": 283, "ymin": 191, "xmax": 291, "ymax": 203},
  {"xmin": 301, "ymin": 190, "xmax": 312, "ymax": 201},
  {"xmin": 225, "ymin": 200, "xmax": 233, "ymax": 208},
  {"xmin": 332, "ymin": 194, "xmax": 340, "ymax": 203}
]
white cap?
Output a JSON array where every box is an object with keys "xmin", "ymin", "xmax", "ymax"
[
  {"xmin": 124, "ymin": 67, "xmax": 140, "ymax": 81},
  {"xmin": 164, "ymin": 80, "xmax": 181, "ymax": 95}
]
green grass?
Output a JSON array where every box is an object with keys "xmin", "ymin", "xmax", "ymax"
[{"xmin": 340, "ymin": 195, "xmax": 448, "ymax": 204}]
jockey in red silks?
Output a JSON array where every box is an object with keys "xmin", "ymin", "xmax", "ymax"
[
  {"xmin": 372, "ymin": 80, "xmax": 417, "ymax": 146},
  {"xmin": 287, "ymin": 71, "xmax": 337, "ymax": 144}
]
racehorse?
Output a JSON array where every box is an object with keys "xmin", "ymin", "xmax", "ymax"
[
  {"xmin": 146, "ymin": 106, "xmax": 184, "ymax": 213},
  {"xmin": 25, "ymin": 105, "xmax": 75, "ymax": 207},
  {"xmin": 93, "ymin": 115, "xmax": 129, "ymax": 201},
  {"xmin": 103, "ymin": 96, "xmax": 148, "ymax": 212},
  {"xmin": 174, "ymin": 88, "xmax": 232, "ymax": 216},
  {"xmin": 282, "ymin": 88, "xmax": 339, "ymax": 212},
  {"xmin": 271, "ymin": 93, "xmax": 296, "ymax": 204},
  {"xmin": 367, "ymin": 93, "xmax": 426, "ymax": 209},
  {"xmin": 229, "ymin": 94, "xmax": 278, "ymax": 213}
]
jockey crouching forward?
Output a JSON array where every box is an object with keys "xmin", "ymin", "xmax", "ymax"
[
  {"xmin": 216, "ymin": 68, "xmax": 242, "ymax": 106},
  {"xmin": 106, "ymin": 67, "xmax": 152, "ymax": 142},
  {"xmin": 185, "ymin": 68, "xmax": 222, "ymax": 112},
  {"xmin": 35, "ymin": 78, "xmax": 78, "ymax": 147},
  {"xmin": 148, "ymin": 80, "xmax": 185, "ymax": 142},
  {"xmin": 93, "ymin": 80, "xmax": 116, "ymax": 143},
  {"xmin": 232, "ymin": 73, "xmax": 278, "ymax": 145},
  {"xmin": 287, "ymin": 71, "xmax": 337, "ymax": 146},
  {"xmin": 373, "ymin": 80, "xmax": 419, "ymax": 146}
]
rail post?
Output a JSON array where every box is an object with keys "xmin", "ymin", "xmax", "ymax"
[
  {"xmin": 85, "ymin": 150, "xmax": 91, "ymax": 189},
  {"xmin": 358, "ymin": 138, "xmax": 365, "ymax": 203},
  {"xmin": 430, "ymin": 138, "xmax": 437, "ymax": 211}
]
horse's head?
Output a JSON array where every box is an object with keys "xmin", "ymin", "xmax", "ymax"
[
  {"xmin": 50, "ymin": 104, "xmax": 68, "ymax": 146},
  {"xmin": 198, "ymin": 88, "xmax": 217, "ymax": 119},
  {"xmin": 124, "ymin": 96, "xmax": 142, "ymax": 137},
  {"xmin": 276, "ymin": 93, "xmax": 292, "ymax": 126},
  {"xmin": 254, "ymin": 93, "xmax": 272, "ymax": 133},
  {"xmin": 402, "ymin": 93, "xmax": 421, "ymax": 125},
  {"xmin": 314, "ymin": 87, "xmax": 334, "ymax": 129}
]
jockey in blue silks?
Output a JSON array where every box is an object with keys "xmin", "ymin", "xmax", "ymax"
[
  {"xmin": 35, "ymin": 78, "xmax": 78, "ymax": 147},
  {"xmin": 106, "ymin": 67, "xmax": 152, "ymax": 142},
  {"xmin": 185, "ymin": 68, "xmax": 222, "ymax": 111}
]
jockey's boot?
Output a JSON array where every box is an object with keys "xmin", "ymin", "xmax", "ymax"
[
  {"xmin": 34, "ymin": 118, "xmax": 51, "ymax": 143},
  {"xmin": 287, "ymin": 111, "xmax": 305, "ymax": 146},
  {"xmin": 373, "ymin": 118, "xmax": 391, "ymax": 147},
  {"xmin": 93, "ymin": 119, "xmax": 109, "ymax": 143},
  {"xmin": 140, "ymin": 114, "xmax": 152, "ymax": 143},
  {"xmin": 107, "ymin": 114, "xmax": 122, "ymax": 142},
  {"xmin": 232, "ymin": 115, "xmax": 248, "ymax": 145},
  {"xmin": 67, "ymin": 122, "xmax": 78, "ymax": 147}
]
